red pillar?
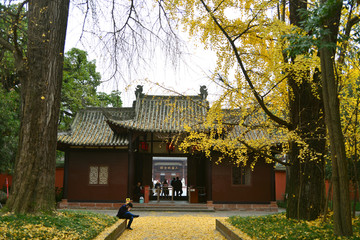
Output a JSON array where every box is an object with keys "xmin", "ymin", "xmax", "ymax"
[{"xmin": 144, "ymin": 185, "xmax": 150, "ymax": 203}]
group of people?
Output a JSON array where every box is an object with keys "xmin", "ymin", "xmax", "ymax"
[
  {"xmin": 154, "ymin": 179, "xmax": 169, "ymax": 197},
  {"xmin": 171, "ymin": 177, "xmax": 183, "ymax": 197},
  {"xmin": 154, "ymin": 179, "xmax": 170, "ymax": 197},
  {"xmin": 134, "ymin": 177, "xmax": 184, "ymax": 201},
  {"xmin": 153, "ymin": 177, "xmax": 183, "ymax": 197}
]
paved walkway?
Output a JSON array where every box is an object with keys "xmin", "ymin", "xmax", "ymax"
[
  {"xmin": 89, "ymin": 209, "xmax": 285, "ymax": 239},
  {"xmin": 119, "ymin": 214, "xmax": 226, "ymax": 239}
]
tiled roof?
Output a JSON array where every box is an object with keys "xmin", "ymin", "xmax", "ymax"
[
  {"xmin": 228, "ymin": 111, "xmax": 281, "ymax": 143},
  {"xmin": 106, "ymin": 95, "xmax": 209, "ymax": 133},
  {"xmin": 57, "ymin": 87, "xmax": 281, "ymax": 148},
  {"xmin": 57, "ymin": 108, "xmax": 129, "ymax": 148}
]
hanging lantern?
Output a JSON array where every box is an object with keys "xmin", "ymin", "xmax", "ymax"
[
  {"xmin": 166, "ymin": 142, "xmax": 175, "ymax": 152},
  {"xmin": 192, "ymin": 145, "xmax": 199, "ymax": 152},
  {"xmin": 139, "ymin": 141, "xmax": 149, "ymax": 151}
]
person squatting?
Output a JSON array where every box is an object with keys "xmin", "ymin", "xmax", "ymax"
[{"xmin": 116, "ymin": 202, "xmax": 139, "ymax": 230}]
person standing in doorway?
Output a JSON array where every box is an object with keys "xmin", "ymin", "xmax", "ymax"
[
  {"xmin": 154, "ymin": 180, "xmax": 161, "ymax": 197},
  {"xmin": 162, "ymin": 179, "xmax": 169, "ymax": 198},
  {"xmin": 171, "ymin": 178, "xmax": 176, "ymax": 197},
  {"xmin": 176, "ymin": 177, "xmax": 182, "ymax": 197},
  {"xmin": 134, "ymin": 182, "xmax": 143, "ymax": 202},
  {"xmin": 175, "ymin": 177, "xmax": 182, "ymax": 197}
]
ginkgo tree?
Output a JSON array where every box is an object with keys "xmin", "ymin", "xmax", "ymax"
[
  {"xmin": 164, "ymin": 0, "xmax": 359, "ymax": 236},
  {"xmin": 167, "ymin": 0, "xmax": 326, "ymax": 221}
]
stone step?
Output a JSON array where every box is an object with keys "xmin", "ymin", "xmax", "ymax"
[
  {"xmin": 132, "ymin": 208, "xmax": 215, "ymax": 212},
  {"xmin": 132, "ymin": 202, "xmax": 215, "ymax": 212},
  {"xmin": 132, "ymin": 206, "xmax": 215, "ymax": 212}
]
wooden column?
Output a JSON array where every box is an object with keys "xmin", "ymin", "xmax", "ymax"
[
  {"xmin": 128, "ymin": 132, "xmax": 135, "ymax": 199},
  {"xmin": 271, "ymin": 163, "xmax": 276, "ymax": 201},
  {"xmin": 206, "ymin": 155, "xmax": 212, "ymax": 201},
  {"xmin": 62, "ymin": 150, "xmax": 69, "ymax": 199}
]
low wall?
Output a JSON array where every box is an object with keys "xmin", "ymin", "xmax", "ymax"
[
  {"xmin": 94, "ymin": 219, "xmax": 127, "ymax": 240},
  {"xmin": 208, "ymin": 201, "xmax": 278, "ymax": 212}
]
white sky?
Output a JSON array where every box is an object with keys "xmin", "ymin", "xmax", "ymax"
[{"xmin": 64, "ymin": 2, "xmax": 221, "ymax": 107}]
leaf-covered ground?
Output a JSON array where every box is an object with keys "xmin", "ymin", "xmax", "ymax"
[
  {"xmin": 226, "ymin": 213, "xmax": 360, "ymax": 240},
  {"xmin": 119, "ymin": 215, "xmax": 226, "ymax": 239},
  {"xmin": 0, "ymin": 210, "xmax": 117, "ymax": 240}
]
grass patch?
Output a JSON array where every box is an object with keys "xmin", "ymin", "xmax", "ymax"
[
  {"xmin": 227, "ymin": 213, "xmax": 360, "ymax": 239},
  {"xmin": 0, "ymin": 210, "xmax": 117, "ymax": 240},
  {"xmin": 276, "ymin": 201, "xmax": 360, "ymax": 211}
]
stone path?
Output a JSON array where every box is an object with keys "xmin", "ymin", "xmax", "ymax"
[
  {"xmin": 118, "ymin": 214, "xmax": 226, "ymax": 239},
  {"xmin": 87, "ymin": 209, "xmax": 285, "ymax": 239}
]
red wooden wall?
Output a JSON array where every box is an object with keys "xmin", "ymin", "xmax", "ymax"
[
  {"xmin": 55, "ymin": 168, "xmax": 64, "ymax": 188},
  {"xmin": 66, "ymin": 149, "xmax": 128, "ymax": 202},
  {"xmin": 211, "ymin": 157, "xmax": 274, "ymax": 203},
  {"xmin": 275, "ymin": 170, "xmax": 286, "ymax": 201}
]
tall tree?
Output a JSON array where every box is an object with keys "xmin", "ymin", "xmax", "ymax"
[
  {"xmin": 282, "ymin": 0, "xmax": 326, "ymax": 221},
  {"xmin": 167, "ymin": 0, "xmax": 358, "ymax": 235},
  {"xmin": 1, "ymin": 0, "xmax": 179, "ymax": 213},
  {"xmin": 168, "ymin": 0, "xmax": 326, "ymax": 221},
  {"xmin": 318, "ymin": 0, "xmax": 352, "ymax": 235},
  {"xmin": 0, "ymin": 0, "xmax": 70, "ymax": 213}
]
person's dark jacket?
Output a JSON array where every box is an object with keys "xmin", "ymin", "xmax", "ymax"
[{"xmin": 116, "ymin": 204, "xmax": 128, "ymax": 218}]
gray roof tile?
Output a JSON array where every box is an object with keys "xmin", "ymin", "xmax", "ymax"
[
  {"xmin": 58, "ymin": 108, "xmax": 129, "ymax": 147},
  {"xmin": 106, "ymin": 95, "xmax": 209, "ymax": 133}
]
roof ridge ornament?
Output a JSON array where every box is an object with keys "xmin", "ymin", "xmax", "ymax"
[
  {"xmin": 135, "ymin": 85, "xmax": 144, "ymax": 98},
  {"xmin": 199, "ymin": 85, "xmax": 208, "ymax": 100}
]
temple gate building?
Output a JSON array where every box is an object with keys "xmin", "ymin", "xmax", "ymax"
[{"xmin": 57, "ymin": 86, "xmax": 277, "ymax": 210}]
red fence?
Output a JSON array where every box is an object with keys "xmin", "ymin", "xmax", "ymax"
[
  {"xmin": 0, "ymin": 168, "xmax": 64, "ymax": 191},
  {"xmin": 275, "ymin": 169, "xmax": 359, "ymax": 202}
]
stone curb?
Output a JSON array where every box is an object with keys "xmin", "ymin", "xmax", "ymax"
[
  {"xmin": 216, "ymin": 219, "xmax": 245, "ymax": 240},
  {"xmin": 93, "ymin": 219, "xmax": 127, "ymax": 240}
]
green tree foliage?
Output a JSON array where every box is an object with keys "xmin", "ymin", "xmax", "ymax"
[
  {"xmin": 96, "ymin": 90, "xmax": 123, "ymax": 108},
  {"xmin": 0, "ymin": 2, "xmax": 26, "ymax": 91},
  {"xmin": 0, "ymin": 46, "xmax": 123, "ymax": 170},
  {"xmin": 0, "ymin": 2, "xmax": 24, "ymax": 174},
  {"xmin": 60, "ymin": 48, "xmax": 122, "ymax": 130},
  {"xmin": 0, "ymin": 85, "xmax": 20, "ymax": 173}
]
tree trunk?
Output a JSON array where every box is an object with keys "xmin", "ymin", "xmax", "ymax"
[
  {"xmin": 6, "ymin": 0, "xmax": 70, "ymax": 214},
  {"xmin": 285, "ymin": 0, "xmax": 326, "ymax": 220},
  {"xmin": 286, "ymin": 146, "xmax": 325, "ymax": 220},
  {"xmin": 319, "ymin": 0, "xmax": 352, "ymax": 235},
  {"xmin": 320, "ymin": 46, "xmax": 352, "ymax": 235},
  {"xmin": 286, "ymin": 72, "xmax": 326, "ymax": 220}
]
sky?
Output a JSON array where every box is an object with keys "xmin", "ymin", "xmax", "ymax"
[{"xmin": 64, "ymin": 2, "xmax": 221, "ymax": 107}]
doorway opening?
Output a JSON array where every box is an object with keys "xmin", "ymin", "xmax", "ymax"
[{"xmin": 152, "ymin": 156, "xmax": 187, "ymax": 199}]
